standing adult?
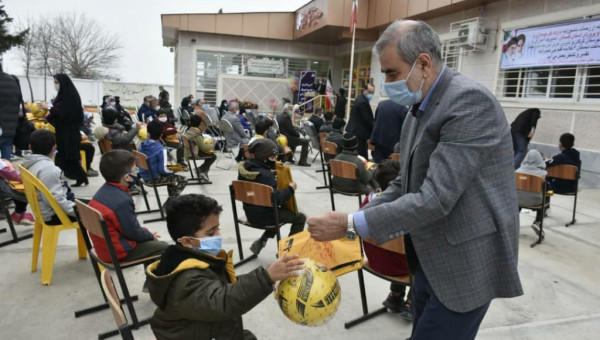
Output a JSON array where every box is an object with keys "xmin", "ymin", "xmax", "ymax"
[
  {"xmin": 370, "ymin": 99, "xmax": 408, "ymax": 162},
  {"xmin": 511, "ymin": 108, "xmax": 541, "ymax": 169},
  {"xmin": 307, "ymin": 20, "xmax": 522, "ymax": 340},
  {"xmin": 334, "ymin": 88, "xmax": 347, "ymax": 120},
  {"xmin": 46, "ymin": 74, "xmax": 88, "ymax": 186},
  {"xmin": 277, "ymin": 104, "xmax": 310, "ymax": 166},
  {"xmin": 346, "ymin": 84, "xmax": 375, "ymax": 159},
  {"xmin": 0, "ymin": 68, "xmax": 21, "ymax": 160}
]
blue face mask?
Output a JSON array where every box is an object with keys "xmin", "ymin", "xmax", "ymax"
[
  {"xmin": 365, "ymin": 94, "xmax": 373, "ymax": 100},
  {"xmin": 189, "ymin": 235, "xmax": 222, "ymax": 256},
  {"xmin": 383, "ymin": 61, "xmax": 425, "ymax": 106}
]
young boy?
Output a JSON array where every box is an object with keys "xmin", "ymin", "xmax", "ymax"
[
  {"xmin": 546, "ymin": 132, "xmax": 581, "ymax": 194},
  {"xmin": 183, "ymin": 114, "xmax": 216, "ymax": 181},
  {"xmin": 138, "ymin": 121, "xmax": 188, "ymax": 205},
  {"xmin": 238, "ymin": 138, "xmax": 305, "ymax": 255},
  {"xmin": 146, "ymin": 194, "xmax": 303, "ymax": 340},
  {"xmin": 101, "ymin": 108, "xmax": 140, "ymax": 150},
  {"xmin": 331, "ymin": 132, "xmax": 378, "ymax": 195},
  {"xmin": 156, "ymin": 110, "xmax": 187, "ymax": 168},
  {"xmin": 89, "ymin": 150, "xmax": 168, "ymax": 264},
  {"xmin": 22, "ymin": 129, "xmax": 76, "ymax": 225}
]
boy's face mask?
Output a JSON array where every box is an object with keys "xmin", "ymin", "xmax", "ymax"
[
  {"xmin": 158, "ymin": 117, "xmax": 167, "ymax": 123},
  {"xmin": 179, "ymin": 235, "xmax": 222, "ymax": 256}
]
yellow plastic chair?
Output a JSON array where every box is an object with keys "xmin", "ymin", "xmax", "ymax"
[{"xmin": 18, "ymin": 165, "xmax": 87, "ymax": 285}]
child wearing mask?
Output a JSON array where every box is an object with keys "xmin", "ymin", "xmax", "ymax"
[{"xmin": 146, "ymin": 194, "xmax": 303, "ymax": 340}]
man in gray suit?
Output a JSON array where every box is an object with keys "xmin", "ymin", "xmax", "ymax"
[
  {"xmin": 307, "ymin": 20, "xmax": 523, "ymax": 340},
  {"xmin": 221, "ymin": 101, "xmax": 248, "ymax": 161}
]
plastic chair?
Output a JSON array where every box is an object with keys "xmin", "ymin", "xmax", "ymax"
[
  {"xmin": 345, "ymin": 237, "xmax": 412, "ymax": 329},
  {"xmin": 18, "ymin": 165, "xmax": 87, "ymax": 285},
  {"xmin": 80, "ymin": 149, "xmax": 87, "ymax": 172},
  {"xmin": 217, "ymin": 119, "xmax": 238, "ymax": 170},
  {"xmin": 547, "ymin": 164, "xmax": 579, "ymax": 227},
  {"xmin": 182, "ymin": 134, "xmax": 212, "ymax": 185},
  {"xmin": 229, "ymin": 180, "xmax": 281, "ymax": 267},
  {"xmin": 516, "ymin": 173, "xmax": 549, "ymax": 247},
  {"xmin": 74, "ymin": 200, "xmax": 157, "ymax": 339},
  {"xmin": 328, "ymin": 159, "xmax": 363, "ymax": 211}
]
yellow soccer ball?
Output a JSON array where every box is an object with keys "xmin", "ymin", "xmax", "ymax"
[
  {"xmin": 199, "ymin": 137, "xmax": 214, "ymax": 154},
  {"xmin": 276, "ymin": 135, "xmax": 288, "ymax": 148},
  {"xmin": 29, "ymin": 101, "xmax": 47, "ymax": 118},
  {"xmin": 137, "ymin": 127, "xmax": 148, "ymax": 141},
  {"xmin": 275, "ymin": 259, "xmax": 341, "ymax": 327}
]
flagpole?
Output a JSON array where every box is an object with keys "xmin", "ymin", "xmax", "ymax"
[{"xmin": 346, "ymin": 23, "xmax": 356, "ymax": 122}]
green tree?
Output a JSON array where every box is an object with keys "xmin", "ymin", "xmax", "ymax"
[{"xmin": 0, "ymin": 1, "xmax": 28, "ymax": 55}]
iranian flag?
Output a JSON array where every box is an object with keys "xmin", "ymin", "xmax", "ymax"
[
  {"xmin": 349, "ymin": 0, "xmax": 358, "ymax": 33},
  {"xmin": 325, "ymin": 69, "xmax": 334, "ymax": 110}
]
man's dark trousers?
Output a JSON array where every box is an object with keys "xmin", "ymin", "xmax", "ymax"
[{"xmin": 411, "ymin": 268, "xmax": 490, "ymax": 340}]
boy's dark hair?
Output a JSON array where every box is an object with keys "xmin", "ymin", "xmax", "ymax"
[
  {"xmin": 147, "ymin": 121, "xmax": 163, "ymax": 140},
  {"xmin": 254, "ymin": 119, "xmax": 272, "ymax": 135},
  {"xmin": 332, "ymin": 117, "xmax": 346, "ymax": 130},
  {"xmin": 190, "ymin": 114, "xmax": 202, "ymax": 127},
  {"xmin": 517, "ymin": 34, "xmax": 526, "ymax": 43},
  {"xmin": 102, "ymin": 108, "xmax": 118, "ymax": 125},
  {"xmin": 30, "ymin": 129, "xmax": 56, "ymax": 155},
  {"xmin": 166, "ymin": 194, "xmax": 223, "ymax": 242},
  {"xmin": 560, "ymin": 133, "xmax": 575, "ymax": 149},
  {"xmin": 374, "ymin": 159, "xmax": 400, "ymax": 191},
  {"xmin": 324, "ymin": 111, "xmax": 334, "ymax": 122},
  {"xmin": 99, "ymin": 150, "xmax": 135, "ymax": 183}
]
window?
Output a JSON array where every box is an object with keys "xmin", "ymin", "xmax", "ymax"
[
  {"xmin": 496, "ymin": 65, "xmax": 600, "ymax": 101},
  {"xmin": 196, "ymin": 52, "xmax": 218, "ymax": 105},
  {"xmin": 441, "ymin": 40, "xmax": 461, "ymax": 71},
  {"xmin": 197, "ymin": 51, "xmax": 330, "ymax": 105}
]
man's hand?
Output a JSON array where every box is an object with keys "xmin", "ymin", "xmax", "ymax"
[
  {"xmin": 266, "ymin": 254, "xmax": 304, "ymax": 282},
  {"xmin": 152, "ymin": 231, "xmax": 161, "ymax": 241},
  {"xmin": 307, "ymin": 211, "xmax": 348, "ymax": 241},
  {"xmin": 136, "ymin": 122, "xmax": 142, "ymax": 128},
  {"xmin": 289, "ymin": 181, "xmax": 297, "ymax": 190}
]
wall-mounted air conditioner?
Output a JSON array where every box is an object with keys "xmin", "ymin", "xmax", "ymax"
[{"xmin": 450, "ymin": 18, "xmax": 493, "ymax": 52}]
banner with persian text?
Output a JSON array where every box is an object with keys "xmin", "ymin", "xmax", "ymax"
[{"xmin": 500, "ymin": 19, "xmax": 600, "ymax": 69}]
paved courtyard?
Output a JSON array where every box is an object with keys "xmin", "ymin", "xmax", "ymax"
[{"xmin": 0, "ymin": 143, "xmax": 599, "ymax": 340}]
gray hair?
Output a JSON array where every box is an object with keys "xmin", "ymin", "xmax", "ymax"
[
  {"xmin": 228, "ymin": 101, "xmax": 239, "ymax": 110},
  {"xmin": 375, "ymin": 20, "xmax": 443, "ymax": 68}
]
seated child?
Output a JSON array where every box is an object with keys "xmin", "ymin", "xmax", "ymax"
[
  {"xmin": 331, "ymin": 132, "xmax": 378, "ymax": 195},
  {"xmin": 146, "ymin": 194, "xmax": 303, "ymax": 340},
  {"xmin": 89, "ymin": 150, "xmax": 168, "ymax": 264},
  {"xmin": 100, "ymin": 108, "xmax": 140, "ymax": 151},
  {"xmin": 22, "ymin": 129, "xmax": 76, "ymax": 225},
  {"xmin": 183, "ymin": 114, "xmax": 216, "ymax": 181},
  {"xmin": 545, "ymin": 133, "xmax": 581, "ymax": 194},
  {"xmin": 156, "ymin": 110, "xmax": 187, "ymax": 168},
  {"xmin": 324, "ymin": 118, "xmax": 345, "ymax": 161},
  {"xmin": 516, "ymin": 149, "xmax": 548, "ymax": 237},
  {"xmin": 237, "ymin": 139, "xmax": 305, "ymax": 255},
  {"xmin": 0, "ymin": 159, "xmax": 34, "ymax": 225},
  {"xmin": 138, "ymin": 121, "xmax": 188, "ymax": 206}
]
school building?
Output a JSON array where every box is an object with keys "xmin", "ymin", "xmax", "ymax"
[{"xmin": 161, "ymin": 0, "xmax": 600, "ymax": 186}]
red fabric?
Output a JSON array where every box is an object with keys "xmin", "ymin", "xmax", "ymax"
[
  {"xmin": 360, "ymin": 192, "xmax": 409, "ymax": 276},
  {"xmin": 88, "ymin": 199, "xmax": 137, "ymax": 263}
]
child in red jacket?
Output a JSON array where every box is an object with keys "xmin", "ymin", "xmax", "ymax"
[{"xmin": 89, "ymin": 150, "xmax": 168, "ymax": 265}]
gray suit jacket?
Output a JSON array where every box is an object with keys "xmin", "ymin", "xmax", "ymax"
[
  {"xmin": 363, "ymin": 68, "xmax": 523, "ymax": 312},
  {"xmin": 222, "ymin": 112, "xmax": 248, "ymax": 148}
]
